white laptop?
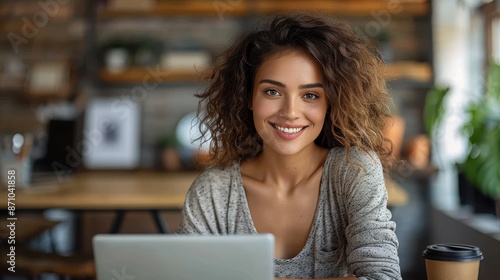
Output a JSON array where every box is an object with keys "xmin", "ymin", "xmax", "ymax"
[{"xmin": 93, "ymin": 234, "xmax": 274, "ymax": 280}]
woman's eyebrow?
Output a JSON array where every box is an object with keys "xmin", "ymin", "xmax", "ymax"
[
  {"xmin": 258, "ymin": 79, "xmax": 323, "ymax": 89},
  {"xmin": 259, "ymin": 79, "xmax": 286, "ymax": 88},
  {"xmin": 299, "ymin": 83, "xmax": 323, "ymax": 89}
]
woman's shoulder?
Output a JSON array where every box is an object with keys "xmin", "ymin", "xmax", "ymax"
[
  {"xmin": 325, "ymin": 147, "xmax": 385, "ymax": 196},
  {"xmin": 326, "ymin": 146, "xmax": 381, "ymax": 172},
  {"xmin": 190, "ymin": 163, "xmax": 239, "ymax": 192},
  {"xmin": 328, "ymin": 146, "xmax": 379, "ymax": 162}
]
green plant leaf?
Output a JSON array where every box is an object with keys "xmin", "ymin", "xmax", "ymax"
[
  {"xmin": 487, "ymin": 62, "xmax": 500, "ymax": 99},
  {"xmin": 424, "ymin": 86, "xmax": 450, "ymax": 136}
]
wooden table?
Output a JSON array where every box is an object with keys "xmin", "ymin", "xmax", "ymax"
[
  {"xmin": 1, "ymin": 170, "xmax": 406, "ymax": 232},
  {"xmin": 0, "ymin": 171, "xmax": 200, "ymax": 233}
]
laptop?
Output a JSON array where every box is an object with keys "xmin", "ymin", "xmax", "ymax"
[{"xmin": 93, "ymin": 234, "xmax": 274, "ymax": 280}]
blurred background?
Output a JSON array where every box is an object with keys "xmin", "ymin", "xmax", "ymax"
[{"xmin": 0, "ymin": 0, "xmax": 499, "ymax": 279}]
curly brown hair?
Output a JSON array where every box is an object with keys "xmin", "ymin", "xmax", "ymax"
[{"xmin": 196, "ymin": 12, "xmax": 393, "ymax": 171}]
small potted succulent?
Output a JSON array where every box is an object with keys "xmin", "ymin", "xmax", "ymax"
[{"xmin": 160, "ymin": 132, "xmax": 181, "ymax": 171}]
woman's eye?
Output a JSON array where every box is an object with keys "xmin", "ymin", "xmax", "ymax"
[
  {"xmin": 264, "ymin": 89, "xmax": 280, "ymax": 96},
  {"xmin": 304, "ymin": 93, "xmax": 319, "ymax": 100}
]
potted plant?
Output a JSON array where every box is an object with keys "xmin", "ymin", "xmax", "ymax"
[
  {"xmin": 460, "ymin": 63, "xmax": 500, "ymax": 216},
  {"xmin": 160, "ymin": 132, "xmax": 181, "ymax": 171},
  {"xmin": 424, "ymin": 62, "xmax": 500, "ymax": 216}
]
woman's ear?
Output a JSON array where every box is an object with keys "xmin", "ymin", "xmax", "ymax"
[{"xmin": 248, "ymin": 101, "xmax": 253, "ymax": 110}]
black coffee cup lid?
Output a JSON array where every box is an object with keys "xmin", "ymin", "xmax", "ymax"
[{"xmin": 423, "ymin": 244, "xmax": 483, "ymax": 262}]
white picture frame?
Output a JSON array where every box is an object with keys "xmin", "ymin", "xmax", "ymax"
[{"xmin": 83, "ymin": 98, "xmax": 141, "ymax": 169}]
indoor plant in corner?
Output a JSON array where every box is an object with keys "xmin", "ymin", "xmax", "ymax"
[
  {"xmin": 425, "ymin": 62, "xmax": 500, "ymax": 218},
  {"xmin": 460, "ymin": 62, "xmax": 500, "ymax": 218}
]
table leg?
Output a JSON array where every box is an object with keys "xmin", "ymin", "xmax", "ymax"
[
  {"xmin": 109, "ymin": 210, "xmax": 168, "ymax": 234},
  {"xmin": 110, "ymin": 210, "xmax": 125, "ymax": 234},
  {"xmin": 152, "ymin": 210, "xmax": 168, "ymax": 233}
]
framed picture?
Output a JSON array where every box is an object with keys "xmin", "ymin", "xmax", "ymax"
[{"xmin": 83, "ymin": 98, "xmax": 141, "ymax": 169}]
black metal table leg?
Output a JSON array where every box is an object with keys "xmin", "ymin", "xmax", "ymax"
[
  {"xmin": 152, "ymin": 210, "xmax": 168, "ymax": 233},
  {"xmin": 109, "ymin": 210, "xmax": 168, "ymax": 234},
  {"xmin": 110, "ymin": 210, "xmax": 125, "ymax": 233}
]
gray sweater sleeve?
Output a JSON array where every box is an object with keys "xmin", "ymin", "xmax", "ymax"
[
  {"xmin": 176, "ymin": 169, "xmax": 230, "ymax": 234},
  {"xmin": 335, "ymin": 149, "xmax": 401, "ymax": 280}
]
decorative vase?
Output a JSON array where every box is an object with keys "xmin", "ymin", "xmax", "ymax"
[
  {"xmin": 162, "ymin": 148, "xmax": 181, "ymax": 171},
  {"xmin": 382, "ymin": 115, "xmax": 406, "ymax": 160}
]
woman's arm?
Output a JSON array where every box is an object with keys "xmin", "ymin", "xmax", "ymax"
[
  {"xmin": 340, "ymin": 150, "xmax": 401, "ymax": 279},
  {"xmin": 176, "ymin": 170, "xmax": 224, "ymax": 234}
]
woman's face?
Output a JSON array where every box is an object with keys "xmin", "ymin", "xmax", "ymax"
[{"xmin": 251, "ymin": 49, "xmax": 328, "ymax": 156}]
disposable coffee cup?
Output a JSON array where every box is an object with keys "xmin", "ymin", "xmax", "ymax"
[{"xmin": 423, "ymin": 244, "xmax": 483, "ymax": 280}]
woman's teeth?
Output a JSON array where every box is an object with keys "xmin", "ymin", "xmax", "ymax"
[{"xmin": 274, "ymin": 125, "xmax": 303, "ymax": 134}]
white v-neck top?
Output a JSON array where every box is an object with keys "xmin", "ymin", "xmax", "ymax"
[{"xmin": 177, "ymin": 147, "xmax": 402, "ymax": 280}]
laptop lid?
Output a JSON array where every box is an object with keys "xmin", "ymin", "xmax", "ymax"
[{"xmin": 93, "ymin": 234, "xmax": 274, "ymax": 280}]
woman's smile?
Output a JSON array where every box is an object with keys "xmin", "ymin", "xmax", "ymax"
[{"xmin": 271, "ymin": 123, "xmax": 307, "ymax": 140}]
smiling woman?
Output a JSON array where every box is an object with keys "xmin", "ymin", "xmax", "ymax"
[{"xmin": 177, "ymin": 12, "xmax": 401, "ymax": 280}]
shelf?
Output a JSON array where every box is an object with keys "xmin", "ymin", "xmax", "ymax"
[
  {"xmin": 98, "ymin": 67, "xmax": 205, "ymax": 83},
  {"xmin": 0, "ymin": 2, "xmax": 76, "ymax": 20},
  {"xmin": 0, "ymin": 76, "xmax": 25, "ymax": 92},
  {"xmin": 385, "ymin": 61, "xmax": 432, "ymax": 83},
  {"xmin": 98, "ymin": 0, "xmax": 250, "ymax": 18},
  {"xmin": 98, "ymin": 61, "xmax": 431, "ymax": 84},
  {"xmin": 97, "ymin": 0, "xmax": 429, "ymax": 18},
  {"xmin": 256, "ymin": 0, "xmax": 430, "ymax": 16}
]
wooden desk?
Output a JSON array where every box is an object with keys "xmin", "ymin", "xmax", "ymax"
[
  {"xmin": 0, "ymin": 171, "xmax": 198, "ymax": 210},
  {"xmin": 0, "ymin": 171, "xmax": 200, "ymax": 233},
  {"xmin": 1, "ymin": 171, "xmax": 407, "ymax": 209},
  {"xmin": 1, "ymin": 171, "xmax": 405, "ymax": 232}
]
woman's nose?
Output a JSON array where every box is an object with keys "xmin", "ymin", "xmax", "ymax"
[{"xmin": 279, "ymin": 95, "xmax": 300, "ymax": 119}]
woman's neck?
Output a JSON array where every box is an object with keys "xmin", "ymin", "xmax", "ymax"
[{"xmin": 250, "ymin": 145, "xmax": 329, "ymax": 193}]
